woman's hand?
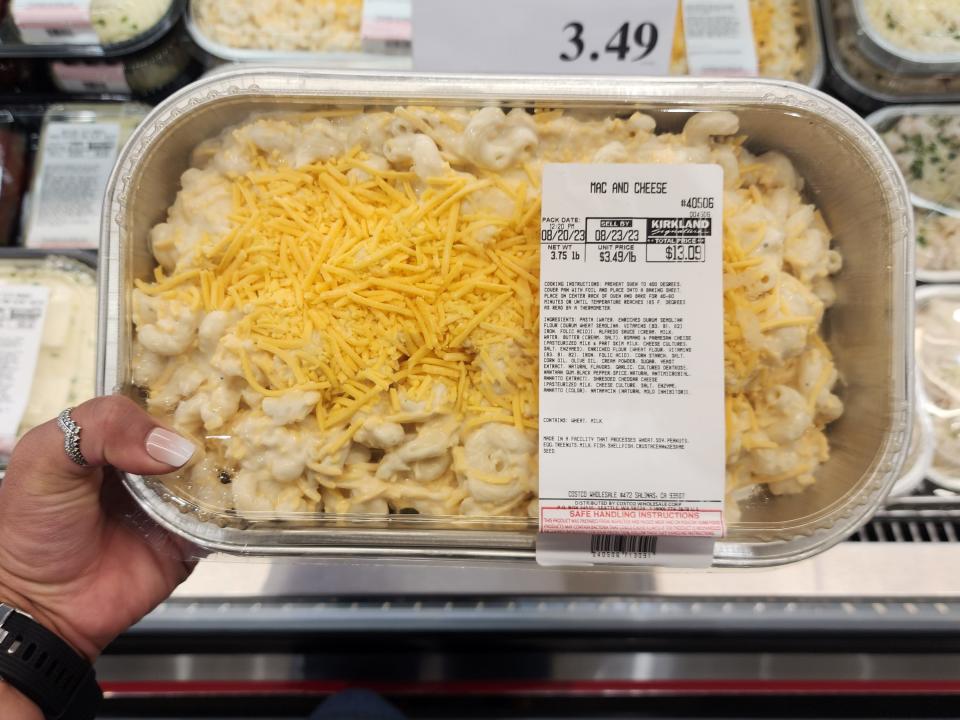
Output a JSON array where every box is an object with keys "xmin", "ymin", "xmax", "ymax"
[{"xmin": 0, "ymin": 395, "xmax": 198, "ymax": 665}]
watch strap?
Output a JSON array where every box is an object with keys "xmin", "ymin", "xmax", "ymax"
[{"xmin": 0, "ymin": 604, "xmax": 102, "ymax": 720}]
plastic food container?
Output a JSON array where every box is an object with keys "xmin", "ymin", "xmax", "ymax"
[
  {"xmin": 99, "ymin": 69, "xmax": 912, "ymax": 567},
  {"xmin": 867, "ymin": 104, "xmax": 960, "ymax": 283},
  {"xmin": 822, "ymin": 0, "xmax": 960, "ymax": 112},
  {"xmin": 671, "ymin": 0, "xmax": 824, "ymax": 87},
  {"xmin": 890, "ymin": 386, "xmax": 933, "ymax": 497},
  {"xmin": 0, "ymin": 0, "xmax": 185, "ymax": 58},
  {"xmin": 853, "ymin": 0, "xmax": 960, "ymax": 75},
  {"xmin": 916, "ymin": 284, "xmax": 960, "ymax": 493},
  {"xmin": 186, "ymin": 0, "xmax": 411, "ymax": 70},
  {"xmin": 23, "ymin": 102, "xmax": 149, "ymax": 250},
  {"xmin": 48, "ymin": 19, "xmax": 202, "ymax": 102},
  {"xmin": 0, "ymin": 249, "xmax": 97, "ymax": 467},
  {"xmin": 0, "ymin": 111, "xmax": 27, "ymax": 246}
]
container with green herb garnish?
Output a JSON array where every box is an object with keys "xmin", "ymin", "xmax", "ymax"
[{"xmin": 869, "ymin": 105, "xmax": 960, "ymax": 281}]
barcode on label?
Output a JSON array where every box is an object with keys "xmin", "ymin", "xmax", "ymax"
[{"xmin": 590, "ymin": 534, "xmax": 658, "ymax": 558}]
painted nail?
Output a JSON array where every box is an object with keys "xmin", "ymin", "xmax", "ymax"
[{"xmin": 145, "ymin": 428, "xmax": 195, "ymax": 468}]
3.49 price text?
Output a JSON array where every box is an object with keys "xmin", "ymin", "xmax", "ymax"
[{"xmin": 560, "ymin": 21, "xmax": 659, "ymax": 63}]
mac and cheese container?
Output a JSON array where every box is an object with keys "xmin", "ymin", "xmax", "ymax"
[
  {"xmin": 671, "ymin": 0, "xmax": 824, "ymax": 87},
  {"xmin": 867, "ymin": 105, "xmax": 960, "ymax": 283},
  {"xmin": 185, "ymin": 0, "xmax": 411, "ymax": 70},
  {"xmin": 99, "ymin": 69, "xmax": 912, "ymax": 567},
  {"xmin": 823, "ymin": 0, "xmax": 960, "ymax": 112}
]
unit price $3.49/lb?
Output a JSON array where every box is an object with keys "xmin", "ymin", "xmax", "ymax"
[
  {"xmin": 599, "ymin": 249, "xmax": 637, "ymax": 263},
  {"xmin": 560, "ymin": 21, "xmax": 659, "ymax": 62}
]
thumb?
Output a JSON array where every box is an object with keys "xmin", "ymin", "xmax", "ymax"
[{"xmin": 4, "ymin": 395, "xmax": 197, "ymax": 497}]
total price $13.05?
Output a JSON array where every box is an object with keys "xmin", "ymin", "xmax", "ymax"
[{"xmin": 560, "ymin": 21, "xmax": 659, "ymax": 63}]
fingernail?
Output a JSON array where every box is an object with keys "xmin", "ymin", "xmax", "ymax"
[{"xmin": 145, "ymin": 428, "xmax": 195, "ymax": 468}]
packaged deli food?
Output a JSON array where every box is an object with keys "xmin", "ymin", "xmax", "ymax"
[
  {"xmin": 890, "ymin": 391, "xmax": 933, "ymax": 497},
  {"xmin": 23, "ymin": 102, "xmax": 149, "ymax": 250},
  {"xmin": 0, "ymin": 0, "xmax": 183, "ymax": 58},
  {"xmin": 854, "ymin": 0, "xmax": 960, "ymax": 74},
  {"xmin": 100, "ymin": 70, "xmax": 912, "ymax": 566},
  {"xmin": 823, "ymin": 0, "xmax": 960, "ymax": 111},
  {"xmin": 0, "ymin": 251, "xmax": 97, "ymax": 465},
  {"xmin": 916, "ymin": 285, "xmax": 960, "ymax": 493},
  {"xmin": 0, "ymin": 113, "xmax": 26, "ymax": 246},
  {"xmin": 671, "ymin": 0, "xmax": 824, "ymax": 86},
  {"xmin": 186, "ymin": 0, "xmax": 410, "ymax": 68},
  {"xmin": 868, "ymin": 105, "xmax": 960, "ymax": 282},
  {"xmin": 49, "ymin": 19, "xmax": 201, "ymax": 102}
]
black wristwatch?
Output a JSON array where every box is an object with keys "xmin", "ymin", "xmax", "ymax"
[{"xmin": 0, "ymin": 604, "xmax": 102, "ymax": 720}]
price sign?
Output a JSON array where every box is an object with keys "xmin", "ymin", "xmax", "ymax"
[{"xmin": 413, "ymin": 0, "xmax": 678, "ymax": 75}]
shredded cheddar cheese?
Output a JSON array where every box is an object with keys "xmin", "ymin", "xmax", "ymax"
[{"xmin": 132, "ymin": 106, "xmax": 844, "ymax": 521}]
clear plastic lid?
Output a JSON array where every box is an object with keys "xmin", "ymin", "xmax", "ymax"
[
  {"xmin": 99, "ymin": 72, "xmax": 912, "ymax": 566},
  {"xmin": 916, "ymin": 286, "xmax": 960, "ymax": 492},
  {"xmin": 0, "ymin": 0, "xmax": 184, "ymax": 58},
  {"xmin": 823, "ymin": 0, "xmax": 960, "ymax": 107},
  {"xmin": 853, "ymin": 0, "xmax": 960, "ymax": 74},
  {"xmin": 187, "ymin": 0, "xmax": 404, "ymax": 65},
  {"xmin": 670, "ymin": 0, "xmax": 823, "ymax": 86},
  {"xmin": 48, "ymin": 18, "xmax": 201, "ymax": 100},
  {"xmin": 868, "ymin": 105, "xmax": 960, "ymax": 281},
  {"xmin": 0, "ymin": 251, "xmax": 97, "ymax": 467},
  {"xmin": 0, "ymin": 111, "xmax": 28, "ymax": 247},
  {"xmin": 22, "ymin": 101, "xmax": 149, "ymax": 250},
  {"xmin": 890, "ymin": 390, "xmax": 933, "ymax": 496}
]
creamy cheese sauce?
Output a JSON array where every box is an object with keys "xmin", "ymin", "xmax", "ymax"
[
  {"xmin": 881, "ymin": 114, "xmax": 960, "ymax": 211},
  {"xmin": 863, "ymin": 0, "xmax": 960, "ymax": 56},
  {"xmin": 132, "ymin": 107, "xmax": 844, "ymax": 520}
]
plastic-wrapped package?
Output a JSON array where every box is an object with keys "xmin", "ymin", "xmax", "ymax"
[
  {"xmin": 824, "ymin": 0, "xmax": 960, "ymax": 111},
  {"xmin": 670, "ymin": 0, "xmax": 823, "ymax": 85},
  {"xmin": 0, "ymin": 0, "xmax": 184, "ymax": 58},
  {"xmin": 23, "ymin": 102, "xmax": 148, "ymax": 250},
  {"xmin": 916, "ymin": 286, "xmax": 960, "ymax": 492},
  {"xmin": 0, "ymin": 112, "xmax": 26, "ymax": 245},
  {"xmin": 99, "ymin": 70, "xmax": 911, "ymax": 567},
  {"xmin": 0, "ymin": 251, "xmax": 97, "ymax": 465},
  {"xmin": 47, "ymin": 18, "xmax": 201, "ymax": 102},
  {"xmin": 869, "ymin": 105, "xmax": 960, "ymax": 282}
]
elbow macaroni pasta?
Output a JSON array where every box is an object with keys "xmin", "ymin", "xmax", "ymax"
[
  {"xmin": 193, "ymin": 0, "xmax": 363, "ymax": 52},
  {"xmin": 132, "ymin": 106, "xmax": 844, "ymax": 520}
]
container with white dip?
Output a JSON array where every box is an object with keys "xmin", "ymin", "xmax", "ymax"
[{"xmin": 0, "ymin": 250, "xmax": 97, "ymax": 467}]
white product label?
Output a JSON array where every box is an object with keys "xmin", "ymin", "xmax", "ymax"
[
  {"xmin": 0, "ymin": 285, "xmax": 48, "ymax": 455},
  {"xmin": 11, "ymin": 0, "xmax": 98, "ymax": 45},
  {"xmin": 412, "ymin": 0, "xmax": 677, "ymax": 76},
  {"xmin": 362, "ymin": 0, "xmax": 412, "ymax": 54},
  {"xmin": 26, "ymin": 121, "xmax": 121, "ymax": 250},
  {"xmin": 536, "ymin": 164, "xmax": 725, "ymax": 567},
  {"xmin": 50, "ymin": 61, "xmax": 131, "ymax": 94},
  {"xmin": 681, "ymin": 0, "xmax": 758, "ymax": 76}
]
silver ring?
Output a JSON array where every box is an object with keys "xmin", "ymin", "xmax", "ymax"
[{"xmin": 57, "ymin": 408, "xmax": 88, "ymax": 467}]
